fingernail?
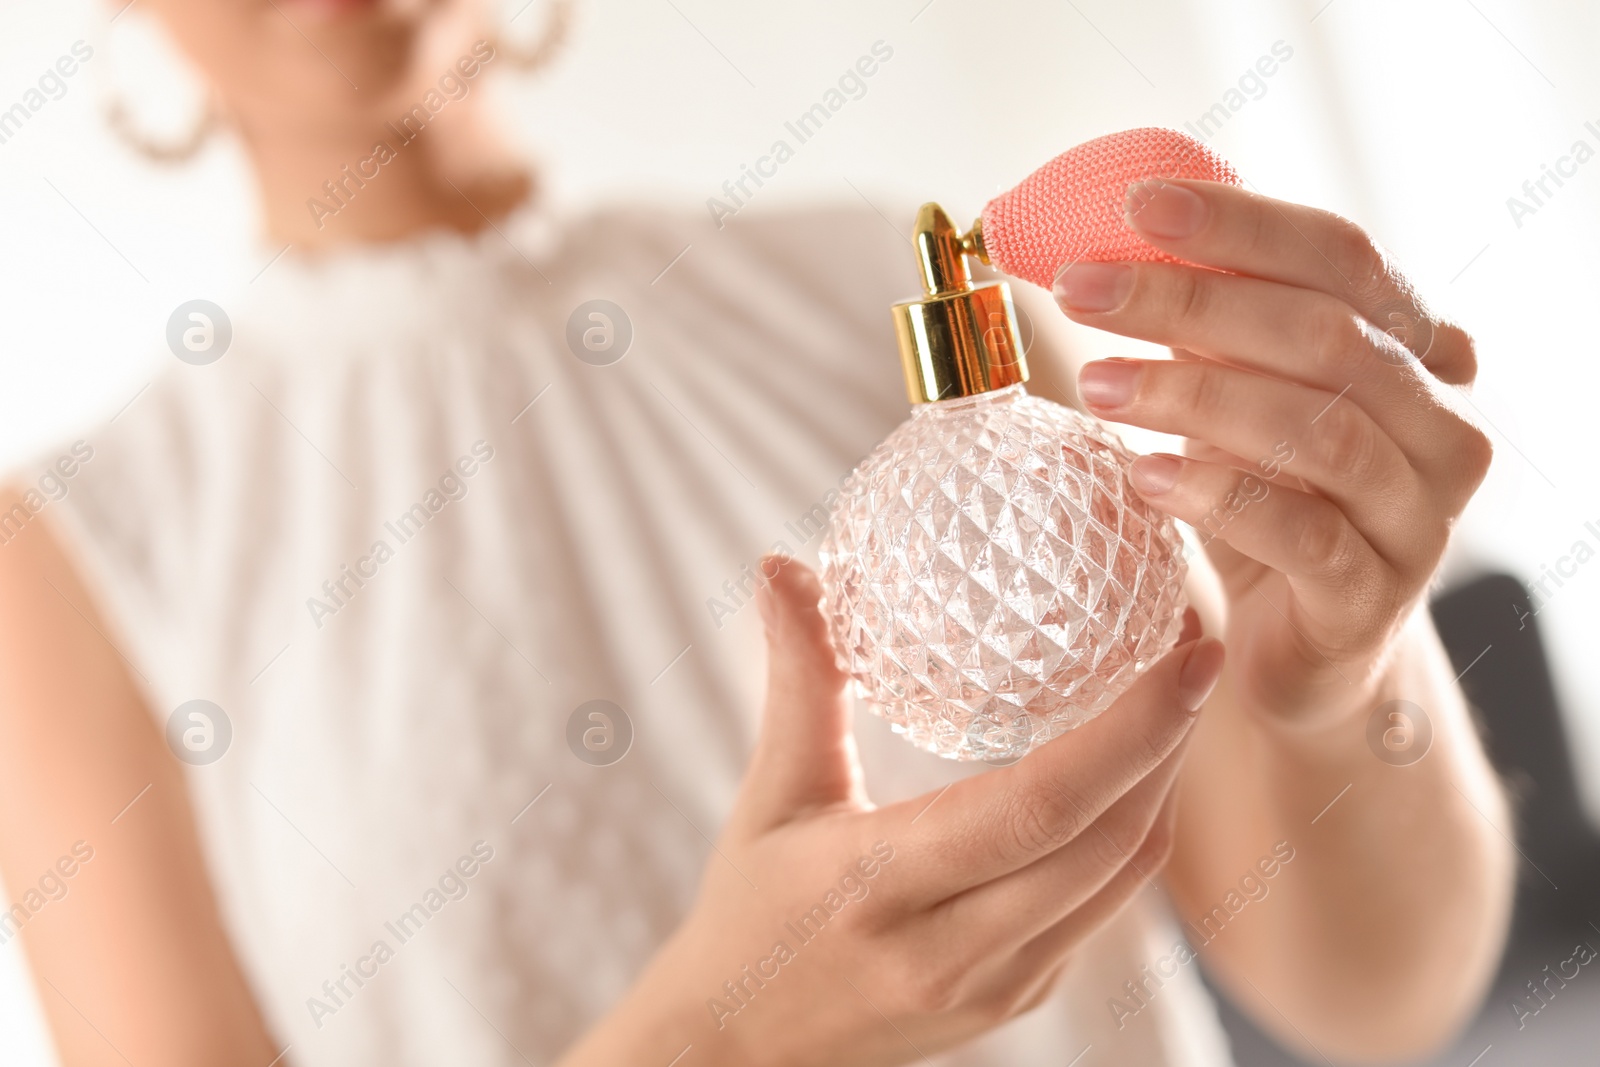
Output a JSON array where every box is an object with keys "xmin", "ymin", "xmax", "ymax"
[
  {"xmin": 1130, "ymin": 453, "xmax": 1182, "ymax": 495},
  {"xmin": 1053, "ymin": 262, "xmax": 1134, "ymax": 313},
  {"xmin": 1077, "ymin": 358, "xmax": 1140, "ymax": 411},
  {"xmin": 1177, "ymin": 606, "xmax": 1202, "ymax": 645},
  {"xmin": 758, "ymin": 552, "xmax": 788, "ymax": 582},
  {"xmin": 1125, "ymin": 181, "xmax": 1209, "ymax": 240},
  {"xmin": 1178, "ymin": 637, "xmax": 1226, "ymax": 713}
]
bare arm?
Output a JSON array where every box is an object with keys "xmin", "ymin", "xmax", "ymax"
[
  {"xmin": 1171, "ymin": 611, "xmax": 1511, "ymax": 1061},
  {"xmin": 0, "ymin": 491, "xmax": 281, "ymax": 1065},
  {"xmin": 1051, "ymin": 178, "xmax": 1514, "ymax": 1060}
]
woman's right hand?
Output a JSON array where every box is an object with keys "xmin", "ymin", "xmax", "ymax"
[{"xmin": 559, "ymin": 557, "xmax": 1224, "ymax": 1067}]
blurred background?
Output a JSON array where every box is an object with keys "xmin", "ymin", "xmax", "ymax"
[{"xmin": 1, "ymin": 0, "xmax": 1596, "ymax": 1062}]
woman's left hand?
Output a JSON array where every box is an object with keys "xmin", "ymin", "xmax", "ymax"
[{"xmin": 1052, "ymin": 179, "xmax": 1492, "ymax": 729}]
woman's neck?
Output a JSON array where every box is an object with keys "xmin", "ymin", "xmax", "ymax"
[{"xmin": 240, "ymin": 102, "xmax": 531, "ymax": 250}]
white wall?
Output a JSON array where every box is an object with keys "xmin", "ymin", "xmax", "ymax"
[{"xmin": 2, "ymin": 0, "xmax": 1596, "ymax": 1061}]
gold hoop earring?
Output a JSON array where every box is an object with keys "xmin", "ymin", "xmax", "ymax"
[
  {"xmin": 95, "ymin": 8, "xmax": 220, "ymax": 165},
  {"xmin": 104, "ymin": 95, "xmax": 220, "ymax": 164},
  {"xmin": 490, "ymin": 0, "xmax": 574, "ymax": 72}
]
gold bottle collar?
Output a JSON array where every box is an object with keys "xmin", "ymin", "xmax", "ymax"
[{"xmin": 892, "ymin": 203, "xmax": 1027, "ymax": 405}]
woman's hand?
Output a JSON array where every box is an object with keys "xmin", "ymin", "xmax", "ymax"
[
  {"xmin": 1053, "ymin": 179, "xmax": 1492, "ymax": 730},
  {"xmin": 559, "ymin": 558, "xmax": 1224, "ymax": 1067}
]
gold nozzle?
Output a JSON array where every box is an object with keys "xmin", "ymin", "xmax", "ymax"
[
  {"xmin": 892, "ymin": 204, "xmax": 1024, "ymax": 404},
  {"xmin": 960, "ymin": 217, "xmax": 990, "ymax": 264}
]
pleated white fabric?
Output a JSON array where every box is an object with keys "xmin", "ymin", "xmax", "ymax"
[{"xmin": 46, "ymin": 202, "xmax": 1233, "ymax": 1067}]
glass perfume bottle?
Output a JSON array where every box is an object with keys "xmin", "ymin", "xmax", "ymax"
[{"xmin": 818, "ymin": 204, "xmax": 1188, "ymax": 761}]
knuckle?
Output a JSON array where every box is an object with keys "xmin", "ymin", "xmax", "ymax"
[
  {"xmin": 1457, "ymin": 420, "xmax": 1495, "ymax": 486},
  {"xmin": 998, "ymin": 979, "xmax": 1049, "ymax": 1023},
  {"xmin": 1086, "ymin": 818, "xmax": 1143, "ymax": 873},
  {"xmin": 1375, "ymin": 580, "xmax": 1409, "ymax": 640},
  {"xmin": 1005, "ymin": 781, "xmax": 1091, "ymax": 858},
  {"xmin": 1164, "ymin": 267, "xmax": 1211, "ymax": 328},
  {"xmin": 1387, "ymin": 493, "xmax": 1450, "ymax": 577},
  {"xmin": 1438, "ymin": 324, "xmax": 1479, "ymax": 380},
  {"xmin": 1324, "ymin": 213, "xmax": 1390, "ymax": 297},
  {"xmin": 1137, "ymin": 814, "xmax": 1177, "ymax": 871},
  {"xmin": 828, "ymin": 893, "xmax": 876, "ymax": 937},
  {"xmin": 1015, "ymin": 965, "xmax": 1068, "ymax": 1015},
  {"xmin": 899, "ymin": 956, "xmax": 968, "ymax": 1014},
  {"xmin": 1306, "ymin": 402, "xmax": 1380, "ymax": 484},
  {"xmin": 1417, "ymin": 405, "xmax": 1494, "ymax": 499},
  {"xmin": 1243, "ymin": 197, "xmax": 1277, "ymax": 258},
  {"xmin": 1305, "ymin": 300, "xmax": 1372, "ymax": 378},
  {"xmin": 972, "ymin": 986, "xmax": 1021, "ymax": 1027},
  {"xmin": 1292, "ymin": 504, "xmax": 1355, "ymax": 581},
  {"xmin": 1132, "ymin": 703, "xmax": 1188, "ymax": 767},
  {"xmin": 855, "ymin": 865, "xmax": 911, "ymax": 920},
  {"xmin": 1184, "ymin": 363, "xmax": 1229, "ymax": 422},
  {"xmin": 1335, "ymin": 588, "xmax": 1402, "ymax": 660},
  {"xmin": 983, "ymin": 973, "xmax": 1054, "ymax": 1025},
  {"xmin": 1234, "ymin": 467, "xmax": 1271, "ymax": 506},
  {"xmin": 1469, "ymin": 431, "xmax": 1495, "ymax": 484}
]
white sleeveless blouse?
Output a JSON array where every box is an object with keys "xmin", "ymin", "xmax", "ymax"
[{"xmin": 46, "ymin": 203, "xmax": 1233, "ymax": 1066}]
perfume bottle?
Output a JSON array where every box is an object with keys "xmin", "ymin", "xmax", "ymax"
[{"xmin": 818, "ymin": 203, "xmax": 1188, "ymax": 761}]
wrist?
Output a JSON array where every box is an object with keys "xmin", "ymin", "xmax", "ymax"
[
  {"xmin": 1242, "ymin": 611, "xmax": 1431, "ymax": 766},
  {"xmin": 558, "ymin": 920, "xmax": 749, "ymax": 1067}
]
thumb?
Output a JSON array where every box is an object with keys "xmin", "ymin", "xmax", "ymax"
[{"xmin": 736, "ymin": 555, "xmax": 865, "ymax": 830}]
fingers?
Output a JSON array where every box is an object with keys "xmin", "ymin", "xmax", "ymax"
[
  {"xmin": 1053, "ymin": 262, "xmax": 1493, "ymax": 485},
  {"xmin": 928, "ymin": 792, "xmax": 1183, "ymax": 1027},
  {"xmin": 1006, "ymin": 786, "xmax": 1180, "ymax": 986},
  {"xmin": 928, "ymin": 721, "xmax": 1192, "ymax": 960},
  {"xmin": 736, "ymin": 556, "xmax": 865, "ymax": 833},
  {"xmin": 885, "ymin": 637, "xmax": 1224, "ymax": 905},
  {"xmin": 1121, "ymin": 178, "xmax": 1477, "ymax": 384},
  {"xmin": 1077, "ymin": 357, "xmax": 1426, "ymax": 554},
  {"xmin": 1125, "ymin": 453, "xmax": 1400, "ymax": 648}
]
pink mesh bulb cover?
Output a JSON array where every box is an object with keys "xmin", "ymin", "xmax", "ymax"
[{"xmin": 980, "ymin": 127, "xmax": 1241, "ymax": 290}]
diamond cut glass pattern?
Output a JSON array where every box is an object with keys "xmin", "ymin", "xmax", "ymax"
[{"xmin": 819, "ymin": 386, "xmax": 1188, "ymax": 761}]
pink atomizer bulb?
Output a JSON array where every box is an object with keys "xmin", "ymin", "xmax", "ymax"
[{"xmin": 819, "ymin": 128, "xmax": 1239, "ymax": 761}]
